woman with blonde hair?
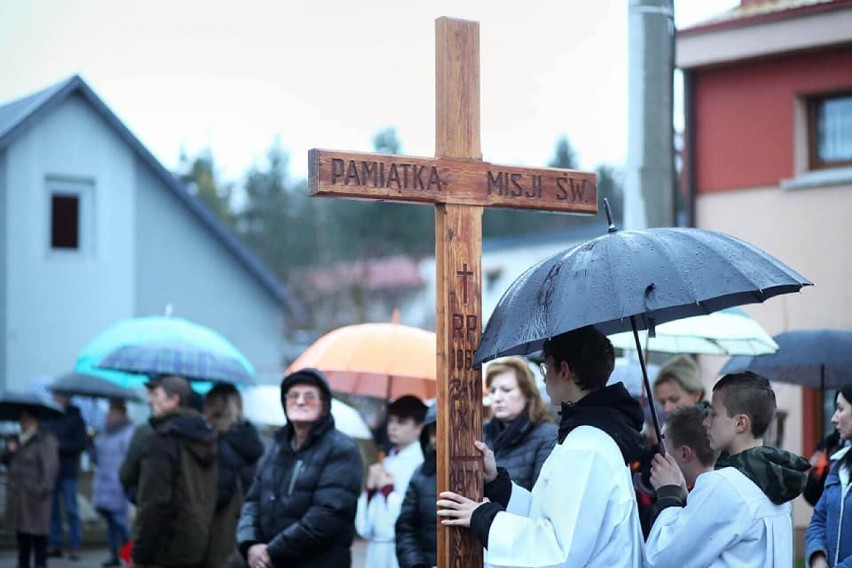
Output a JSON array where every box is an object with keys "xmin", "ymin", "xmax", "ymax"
[
  {"xmin": 653, "ymin": 355, "xmax": 705, "ymax": 414},
  {"xmin": 483, "ymin": 356, "xmax": 557, "ymax": 490},
  {"xmin": 203, "ymin": 383, "xmax": 265, "ymax": 568}
]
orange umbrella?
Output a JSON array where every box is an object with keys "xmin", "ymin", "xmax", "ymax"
[{"xmin": 286, "ymin": 320, "xmax": 437, "ymax": 400}]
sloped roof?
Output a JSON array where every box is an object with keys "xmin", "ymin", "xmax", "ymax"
[
  {"xmin": 680, "ymin": 0, "xmax": 852, "ymax": 35},
  {"xmin": 295, "ymin": 255, "xmax": 425, "ymax": 293},
  {"xmin": 0, "ymin": 75, "xmax": 303, "ymax": 317}
]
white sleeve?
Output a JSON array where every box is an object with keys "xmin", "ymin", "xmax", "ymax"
[
  {"xmin": 484, "ymin": 439, "xmax": 626, "ymax": 568},
  {"xmin": 355, "ymin": 488, "xmax": 407, "ymax": 541},
  {"xmin": 645, "ymin": 471, "xmax": 746, "ymax": 567},
  {"xmin": 505, "ymin": 482, "xmax": 533, "ymax": 516}
]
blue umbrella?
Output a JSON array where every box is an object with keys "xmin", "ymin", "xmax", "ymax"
[
  {"xmin": 97, "ymin": 343, "xmax": 255, "ymax": 385},
  {"xmin": 721, "ymin": 329, "xmax": 852, "ymax": 438},
  {"xmin": 720, "ymin": 329, "xmax": 852, "ymax": 390},
  {"xmin": 75, "ymin": 316, "xmax": 255, "ymax": 388},
  {"xmin": 474, "ymin": 201, "xmax": 812, "ymax": 451}
]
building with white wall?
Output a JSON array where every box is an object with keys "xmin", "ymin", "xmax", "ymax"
[{"xmin": 0, "ymin": 75, "xmax": 301, "ymax": 389}]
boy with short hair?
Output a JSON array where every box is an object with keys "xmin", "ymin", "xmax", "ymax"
[
  {"xmin": 356, "ymin": 395, "xmax": 427, "ymax": 568},
  {"xmin": 646, "ymin": 371, "xmax": 810, "ymax": 567}
]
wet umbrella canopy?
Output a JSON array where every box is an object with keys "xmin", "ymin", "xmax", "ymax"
[
  {"xmin": 49, "ymin": 371, "xmax": 143, "ymax": 401},
  {"xmin": 475, "ymin": 201, "xmax": 812, "ymax": 450},
  {"xmin": 0, "ymin": 391, "xmax": 64, "ymax": 421},
  {"xmin": 720, "ymin": 329, "xmax": 852, "ymax": 390}
]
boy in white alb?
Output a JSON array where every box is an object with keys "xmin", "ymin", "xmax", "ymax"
[
  {"xmin": 436, "ymin": 326, "xmax": 646, "ymax": 568},
  {"xmin": 646, "ymin": 371, "xmax": 810, "ymax": 567},
  {"xmin": 356, "ymin": 396, "xmax": 426, "ymax": 568}
]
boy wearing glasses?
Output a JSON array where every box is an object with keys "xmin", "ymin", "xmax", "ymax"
[
  {"xmin": 437, "ymin": 326, "xmax": 646, "ymax": 567},
  {"xmin": 237, "ymin": 368, "xmax": 363, "ymax": 568},
  {"xmin": 356, "ymin": 395, "xmax": 427, "ymax": 568},
  {"xmin": 646, "ymin": 371, "xmax": 810, "ymax": 567}
]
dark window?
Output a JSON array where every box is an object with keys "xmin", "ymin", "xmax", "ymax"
[
  {"xmin": 51, "ymin": 194, "xmax": 80, "ymax": 249},
  {"xmin": 809, "ymin": 92, "xmax": 852, "ymax": 169}
]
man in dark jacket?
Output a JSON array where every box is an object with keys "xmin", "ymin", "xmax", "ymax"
[
  {"xmin": 131, "ymin": 375, "xmax": 217, "ymax": 568},
  {"xmin": 44, "ymin": 389, "xmax": 87, "ymax": 560},
  {"xmin": 237, "ymin": 368, "xmax": 363, "ymax": 568}
]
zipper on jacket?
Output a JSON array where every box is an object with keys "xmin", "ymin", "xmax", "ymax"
[
  {"xmin": 834, "ymin": 475, "xmax": 850, "ymax": 566},
  {"xmin": 287, "ymin": 460, "xmax": 303, "ymax": 496}
]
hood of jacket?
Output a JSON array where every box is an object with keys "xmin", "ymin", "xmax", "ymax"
[
  {"xmin": 278, "ymin": 368, "xmax": 336, "ymax": 448},
  {"xmin": 716, "ymin": 446, "xmax": 810, "ymax": 504},
  {"xmin": 558, "ymin": 382, "xmax": 645, "ymax": 464},
  {"xmin": 280, "ymin": 368, "xmax": 333, "ymax": 417},
  {"xmin": 221, "ymin": 420, "xmax": 265, "ymax": 464},
  {"xmin": 150, "ymin": 407, "xmax": 217, "ymax": 467},
  {"xmin": 418, "ymin": 404, "xmax": 437, "ymax": 475}
]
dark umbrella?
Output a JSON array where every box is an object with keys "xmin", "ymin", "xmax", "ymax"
[
  {"xmin": 475, "ymin": 201, "xmax": 812, "ymax": 451},
  {"xmin": 720, "ymin": 329, "xmax": 852, "ymax": 435},
  {"xmin": 97, "ymin": 342, "xmax": 256, "ymax": 385},
  {"xmin": 0, "ymin": 391, "xmax": 64, "ymax": 421},
  {"xmin": 49, "ymin": 372, "xmax": 143, "ymax": 402}
]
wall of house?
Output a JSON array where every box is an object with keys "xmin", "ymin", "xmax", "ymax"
[
  {"xmin": 693, "ymin": 45, "xmax": 852, "ymax": 192},
  {"xmin": 695, "ymin": 179, "xmax": 852, "ymax": 536},
  {"xmin": 0, "ymin": 151, "xmax": 7, "ymax": 390},
  {"xmin": 3, "ymin": 94, "xmax": 136, "ymax": 391},
  {"xmin": 133, "ymin": 164, "xmax": 286, "ymax": 383}
]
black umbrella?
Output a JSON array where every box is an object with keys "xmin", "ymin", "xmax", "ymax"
[
  {"xmin": 0, "ymin": 391, "xmax": 64, "ymax": 421},
  {"xmin": 49, "ymin": 372, "xmax": 143, "ymax": 402},
  {"xmin": 475, "ymin": 201, "xmax": 812, "ymax": 451},
  {"xmin": 720, "ymin": 329, "xmax": 852, "ymax": 437}
]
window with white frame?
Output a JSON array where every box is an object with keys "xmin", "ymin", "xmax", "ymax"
[
  {"xmin": 47, "ymin": 177, "xmax": 94, "ymax": 254},
  {"xmin": 808, "ymin": 91, "xmax": 852, "ymax": 170}
]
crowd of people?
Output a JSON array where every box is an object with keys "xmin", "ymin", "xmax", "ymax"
[{"xmin": 1, "ymin": 326, "xmax": 851, "ymax": 568}]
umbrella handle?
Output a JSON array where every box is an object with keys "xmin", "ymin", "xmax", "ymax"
[{"xmin": 631, "ymin": 316, "xmax": 666, "ymax": 455}]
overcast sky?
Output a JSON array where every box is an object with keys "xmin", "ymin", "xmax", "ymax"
[{"xmin": 0, "ymin": 0, "xmax": 738, "ymax": 182}]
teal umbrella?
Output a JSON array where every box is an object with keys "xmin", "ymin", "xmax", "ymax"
[{"xmin": 75, "ymin": 316, "xmax": 255, "ymax": 388}]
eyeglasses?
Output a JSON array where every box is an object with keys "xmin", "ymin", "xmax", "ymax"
[
  {"xmin": 285, "ymin": 391, "xmax": 320, "ymax": 402},
  {"xmin": 539, "ymin": 362, "xmax": 548, "ymax": 377}
]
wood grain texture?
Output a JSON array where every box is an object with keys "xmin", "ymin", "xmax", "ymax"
[
  {"xmin": 309, "ymin": 148, "xmax": 597, "ymax": 213},
  {"xmin": 435, "ymin": 17, "xmax": 483, "ymax": 568}
]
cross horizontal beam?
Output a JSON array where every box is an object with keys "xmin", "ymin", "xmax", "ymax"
[{"xmin": 309, "ymin": 149, "xmax": 597, "ymax": 213}]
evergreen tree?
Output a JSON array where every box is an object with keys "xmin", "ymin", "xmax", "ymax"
[
  {"xmin": 234, "ymin": 139, "xmax": 318, "ymax": 277},
  {"xmin": 548, "ymin": 135, "xmax": 578, "ymax": 169},
  {"xmin": 179, "ymin": 148, "xmax": 234, "ymax": 226}
]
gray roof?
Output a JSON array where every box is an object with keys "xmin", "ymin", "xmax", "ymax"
[{"xmin": 0, "ymin": 75, "xmax": 303, "ymax": 318}]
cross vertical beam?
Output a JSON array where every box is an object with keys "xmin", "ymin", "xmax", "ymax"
[{"xmin": 435, "ymin": 17, "xmax": 483, "ymax": 567}]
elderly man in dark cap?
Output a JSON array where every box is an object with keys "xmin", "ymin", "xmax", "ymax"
[{"xmin": 238, "ymin": 368, "xmax": 363, "ymax": 568}]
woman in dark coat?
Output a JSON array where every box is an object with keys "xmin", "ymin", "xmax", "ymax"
[
  {"xmin": 395, "ymin": 405, "xmax": 437, "ymax": 568},
  {"xmin": 237, "ymin": 369, "xmax": 363, "ymax": 568},
  {"xmin": 3, "ymin": 407, "xmax": 59, "ymax": 568},
  {"xmin": 483, "ymin": 357, "xmax": 557, "ymax": 490},
  {"xmin": 204, "ymin": 383, "xmax": 265, "ymax": 568}
]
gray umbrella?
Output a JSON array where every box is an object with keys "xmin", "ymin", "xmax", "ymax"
[
  {"xmin": 720, "ymin": 329, "xmax": 852, "ymax": 390},
  {"xmin": 721, "ymin": 329, "xmax": 852, "ymax": 438},
  {"xmin": 0, "ymin": 391, "xmax": 64, "ymax": 421},
  {"xmin": 49, "ymin": 371, "xmax": 143, "ymax": 402},
  {"xmin": 475, "ymin": 201, "xmax": 812, "ymax": 451}
]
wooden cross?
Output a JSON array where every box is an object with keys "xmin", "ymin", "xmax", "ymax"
[{"xmin": 309, "ymin": 17, "xmax": 597, "ymax": 567}]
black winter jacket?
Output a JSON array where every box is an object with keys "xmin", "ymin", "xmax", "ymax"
[
  {"xmin": 395, "ymin": 455, "xmax": 436, "ymax": 568},
  {"xmin": 483, "ymin": 416, "xmax": 557, "ymax": 491},
  {"xmin": 43, "ymin": 404, "xmax": 87, "ymax": 479},
  {"xmin": 237, "ymin": 369, "xmax": 363, "ymax": 568},
  {"xmin": 216, "ymin": 420, "xmax": 265, "ymax": 511},
  {"xmin": 395, "ymin": 405, "xmax": 437, "ymax": 568}
]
